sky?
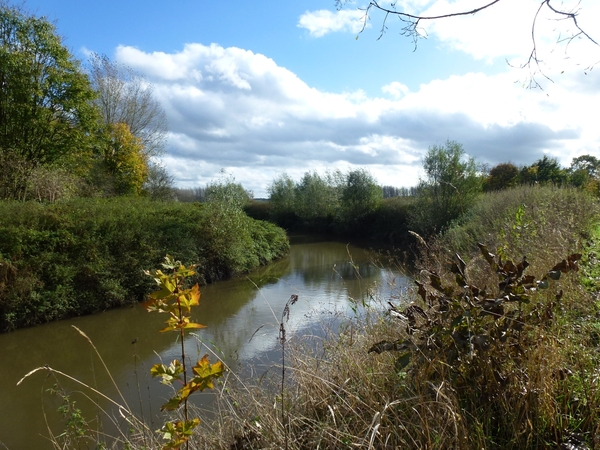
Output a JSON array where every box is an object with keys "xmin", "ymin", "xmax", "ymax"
[{"xmin": 20, "ymin": 0, "xmax": 600, "ymax": 197}]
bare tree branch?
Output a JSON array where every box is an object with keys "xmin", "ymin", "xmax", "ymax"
[
  {"xmin": 336, "ymin": 0, "xmax": 599, "ymax": 86},
  {"xmin": 88, "ymin": 54, "xmax": 168, "ymax": 158}
]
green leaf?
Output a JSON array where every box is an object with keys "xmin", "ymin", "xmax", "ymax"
[
  {"xmin": 160, "ymin": 395, "xmax": 184, "ymax": 411},
  {"xmin": 150, "ymin": 360, "xmax": 184, "ymax": 385},
  {"xmin": 450, "ymin": 314, "xmax": 464, "ymax": 328},
  {"xmin": 158, "ymin": 419, "xmax": 200, "ymax": 449}
]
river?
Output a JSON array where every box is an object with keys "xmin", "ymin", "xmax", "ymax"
[{"xmin": 0, "ymin": 235, "xmax": 408, "ymax": 449}]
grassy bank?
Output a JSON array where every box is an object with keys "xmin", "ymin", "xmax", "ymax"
[
  {"xmin": 192, "ymin": 185, "xmax": 600, "ymax": 449},
  {"xmin": 0, "ymin": 197, "xmax": 289, "ymax": 332}
]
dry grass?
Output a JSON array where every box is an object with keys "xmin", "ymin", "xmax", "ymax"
[
  {"xmin": 188, "ymin": 185, "xmax": 600, "ymax": 450},
  {"xmin": 22, "ymin": 185, "xmax": 600, "ymax": 449}
]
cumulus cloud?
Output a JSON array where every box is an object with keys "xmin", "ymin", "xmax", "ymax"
[
  {"xmin": 114, "ymin": 41, "xmax": 600, "ymax": 197},
  {"xmin": 297, "ymin": 9, "xmax": 367, "ymax": 37},
  {"xmin": 307, "ymin": 1, "xmax": 599, "ymax": 70}
]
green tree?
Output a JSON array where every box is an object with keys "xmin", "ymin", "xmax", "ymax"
[
  {"xmin": 203, "ymin": 174, "xmax": 255, "ymax": 277},
  {"xmin": 0, "ymin": 3, "xmax": 99, "ymax": 198},
  {"xmin": 570, "ymin": 154, "xmax": 600, "ymax": 178},
  {"xmin": 569, "ymin": 154, "xmax": 599, "ymax": 185},
  {"xmin": 520, "ymin": 156, "xmax": 568, "ymax": 185},
  {"xmin": 206, "ymin": 177, "xmax": 251, "ymax": 210},
  {"xmin": 484, "ymin": 162, "xmax": 519, "ymax": 191},
  {"xmin": 269, "ymin": 173, "xmax": 296, "ymax": 213},
  {"xmin": 295, "ymin": 170, "xmax": 342, "ymax": 227},
  {"xmin": 569, "ymin": 154, "xmax": 600, "ymax": 196},
  {"xmin": 409, "ymin": 140, "xmax": 482, "ymax": 235},
  {"xmin": 339, "ymin": 168, "xmax": 382, "ymax": 227}
]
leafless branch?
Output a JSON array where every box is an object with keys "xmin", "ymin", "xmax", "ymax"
[{"xmin": 337, "ymin": 0, "xmax": 599, "ymax": 86}]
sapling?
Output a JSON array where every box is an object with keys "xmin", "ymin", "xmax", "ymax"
[{"xmin": 144, "ymin": 255, "xmax": 224, "ymax": 450}]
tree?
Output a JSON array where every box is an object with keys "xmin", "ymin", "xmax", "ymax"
[
  {"xmin": 339, "ymin": 168, "xmax": 382, "ymax": 223},
  {"xmin": 520, "ymin": 155, "xmax": 567, "ymax": 185},
  {"xmin": 269, "ymin": 173, "xmax": 296, "ymax": 214},
  {"xmin": 336, "ymin": 0, "xmax": 598, "ymax": 86},
  {"xmin": 0, "ymin": 3, "xmax": 99, "ymax": 198},
  {"xmin": 206, "ymin": 177, "xmax": 251, "ymax": 211},
  {"xmin": 88, "ymin": 53, "xmax": 168, "ymax": 158},
  {"xmin": 296, "ymin": 170, "xmax": 341, "ymax": 222},
  {"xmin": 484, "ymin": 162, "xmax": 519, "ymax": 191},
  {"xmin": 409, "ymin": 140, "xmax": 482, "ymax": 235},
  {"xmin": 98, "ymin": 123, "xmax": 149, "ymax": 195},
  {"xmin": 143, "ymin": 161, "xmax": 175, "ymax": 200},
  {"xmin": 569, "ymin": 154, "xmax": 600, "ymax": 195},
  {"xmin": 570, "ymin": 155, "xmax": 599, "ymax": 179}
]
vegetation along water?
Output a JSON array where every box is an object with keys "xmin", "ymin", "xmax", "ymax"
[
  {"xmin": 0, "ymin": 237, "xmax": 403, "ymax": 449},
  {"xmin": 2, "ymin": 2, "xmax": 600, "ymax": 447}
]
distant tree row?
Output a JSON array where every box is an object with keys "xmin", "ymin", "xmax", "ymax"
[
  {"xmin": 382, "ymin": 185, "xmax": 418, "ymax": 198},
  {"xmin": 173, "ymin": 180, "xmax": 253, "ymax": 205},
  {"xmin": 0, "ymin": 3, "xmax": 174, "ymax": 202},
  {"xmin": 262, "ymin": 142, "xmax": 599, "ymax": 239},
  {"xmin": 485, "ymin": 155, "xmax": 600, "ymax": 195},
  {"xmin": 267, "ymin": 168, "xmax": 382, "ymax": 234}
]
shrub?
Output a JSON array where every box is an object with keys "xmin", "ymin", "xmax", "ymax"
[{"xmin": 0, "ymin": 197, "xmax": 289, "ymax": 331}]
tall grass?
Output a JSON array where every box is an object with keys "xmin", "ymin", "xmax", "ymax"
[
  {"xmin": 19, "ymin": 185, "xmax": 600, "ymax": 449},
  {"xmin": 185, "ymin": 185, "xmax": 600, "ymax": 449}
]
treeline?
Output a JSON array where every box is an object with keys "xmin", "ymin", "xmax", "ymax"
[
  {"xmin": 254, "ymin": 142, "xmax": 599, "ymax": 243},
  {"xmin": 264, "ymin": 169, "xmax": 384, "ymax": 235},
  {"xmin": 484, "ymin": 154, "xmax": 600, "ymax": 193},
  {"xmin": 0, "ymin": 4, "xmax": 174, "ymax": 202}
]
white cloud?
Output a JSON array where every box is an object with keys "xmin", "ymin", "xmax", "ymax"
[
  {"xmin": 418, "ymin": 0, "xmax": 600, "ymax": 69},
  {"xmin": 114, "ymin": 42, "xmax": 600, "ymax": 197},
  {"xmin": 297, "ymin": 9, "xmax": 367, "ymax": 37},
  {"xmin": 382, "ymin": 81, "xmax": 410, "ymax": 99}
]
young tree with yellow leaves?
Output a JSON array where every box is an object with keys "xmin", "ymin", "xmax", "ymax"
[{"xmin": 99, "ymin": 123, "xmax": 149, "ymax": 196}]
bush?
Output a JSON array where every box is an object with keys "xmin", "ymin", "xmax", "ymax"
[{"xmin": 0, "ymin": 197, "xmax": 289, "ymax": 331}]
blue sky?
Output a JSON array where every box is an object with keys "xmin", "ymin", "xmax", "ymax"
[{"xmin": 22, "ymin": 0, "xmax": 600, "ymax": 196}]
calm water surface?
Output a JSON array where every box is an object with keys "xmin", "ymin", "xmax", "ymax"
[{"xmin": 0, "ymin": 235, "xmax": 407, "ymax": 449}]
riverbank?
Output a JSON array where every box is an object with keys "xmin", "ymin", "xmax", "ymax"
[
  {"xmin": 9, "ymin": 185, "xmax": 600, "ymax": 449},
  {"xmin": 193, "ymin": 185, "xmax": 600, "ymax": 449},
  {"xmin": 0, "ymin": 197, "xmax": 289, "ymax": 332}
]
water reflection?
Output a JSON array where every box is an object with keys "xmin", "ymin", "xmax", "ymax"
[{"xmin": 0, "ymin": 236, "xmax": 407, "ymax": 449}]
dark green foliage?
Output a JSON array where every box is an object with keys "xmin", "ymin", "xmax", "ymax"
[
  {"xmin": 366, "ymin": 196, "xmax": 414, "ymax": 246},
  {"xmin": 484, "ymin": 162, "xmax": 519, "ymax": 191},
  {"xmin": 0, "ymin": 198, "xmax": 289, "ymax": 332},
  {"xmin": 0, "ymin": 4, "xmax": 99, "ymax": 199},
  {"xmin": 243, "ymin": 200, "xmax": 272, "ymax": 221},
  {"xmin": 520, "ymin": 155, "xmax": 568, "ymax": 186}
]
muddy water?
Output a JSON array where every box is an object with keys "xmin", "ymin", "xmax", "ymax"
[{"xmin": 0, "ymin": 235, "xmax": 407, "ymax": 449}]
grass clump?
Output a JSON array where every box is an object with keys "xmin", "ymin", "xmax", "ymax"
[{"xmin": 189, "ymin": 185, "xmax": 600, "ymax": 449}]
